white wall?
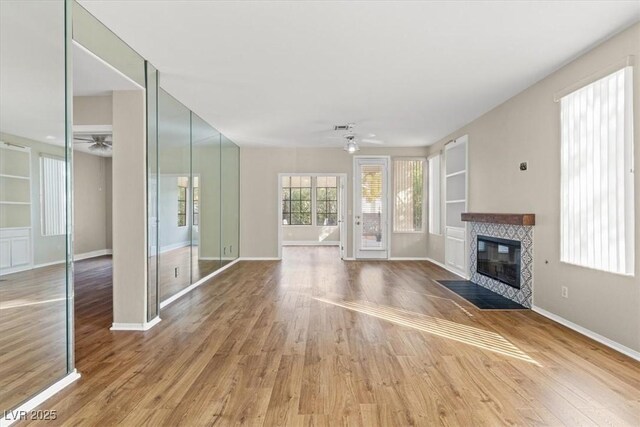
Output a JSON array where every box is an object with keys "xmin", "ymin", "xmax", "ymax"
[
  {"xmin": 426, "ymin": 23, "xmax": 640, "ymax": 353},
  {"xmin": 240, "ymin": 147, "xmax": 429, "ymax": 258}
]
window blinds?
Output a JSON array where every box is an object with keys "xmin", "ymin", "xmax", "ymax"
[
  {"xmin": 40, "ymin": 155, "xmax": 66, "ymax": 236},
  {"xmin": 560, "ymin": 66, "xmax": 634, "ymax": 275},
  {"xmin": 393, "ymin": 159, "xmax": 424, "ymax": 232}
]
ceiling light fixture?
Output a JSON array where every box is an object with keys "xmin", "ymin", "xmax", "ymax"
[
  {"xmin": 343, "ymin": 135, "xmax": 360, "ymax": 154},
  {"xmin": 45, "ymin": 135, "xmax": 56, "ymax": 140}
]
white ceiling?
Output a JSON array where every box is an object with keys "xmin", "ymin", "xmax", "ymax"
[
  {"xmin": 79, "ymin": 1, "xmax": 640, "ymax": 148},
  {"xmin": 73, "ymin": 42, "xmax": 142, "ymax": 97}
]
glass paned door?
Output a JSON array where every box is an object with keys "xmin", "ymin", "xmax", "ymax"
[{"xmin": 354, "ymin": 158, "xmax": 389, "ymax": 259}]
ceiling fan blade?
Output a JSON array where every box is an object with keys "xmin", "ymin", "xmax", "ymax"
[
  {"xmin": 361, "ymin": 138, "xmax": 384, "ymax": 145},
  {"xmin": 74, "ymin": 137, "xmax": 95, "ymax": 143}
]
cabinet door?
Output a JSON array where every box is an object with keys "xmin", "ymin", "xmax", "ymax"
[
  {"xmin": 10, "ymin": 237, "xmax": 30, "ymax": 266},
  {"xmin": 0, "ymin": 239, "xmax": 10, "ymax": 268}
]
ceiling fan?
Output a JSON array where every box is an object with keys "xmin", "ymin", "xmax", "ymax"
[
  {"xmin": 74, "ymin": 133, "xmax": 112, "ymax": 152},
  {"xmin": 332, "ymin": 123, "xmax": 384, "ymax": 153}
]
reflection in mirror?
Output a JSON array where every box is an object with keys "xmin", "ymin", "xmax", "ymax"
[
  {"xmin": 158, "ymin": 89, "xmax": 191, "ymax": 301},
  {"xmin": 147, "ymin": 64, "xmax": 158, "ymax": 321},
  {"xmin": 221, "ymin": 135, "xmax": 240, "ymax": 266},
  {"xmin": 191, "ymin": 114, "xmax": 221, "ymax": 281},
  {"xmin": 0, "ymin": 0, "xmax": 70, "ymax": 411}
]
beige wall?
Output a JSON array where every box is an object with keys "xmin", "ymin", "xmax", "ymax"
[
  {"xmin": 112, "ymin": 90, "xmax": 147, "ymax": 325},
  {"xmin": 240, "ymin": 147, "xmax": 429, "ymax": 258},
  {"xmin": 426, "ymin": 23, "xmax": 640, "ymax": 352},
  {"xmin": 73, "ymin": 151, "xmax": 112, "ymax": 255},
  {"xmin": 73, "ymin": 95, "xmax": 112, "ymax": 126}
]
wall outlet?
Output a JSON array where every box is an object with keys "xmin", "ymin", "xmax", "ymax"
[
  {"xmin": 174, "ymin": 267, "xmax": 179, "ymax": 278},
  {"xmin": 561, "ymin": 286, "xmax": 568, "ymax": 298}
]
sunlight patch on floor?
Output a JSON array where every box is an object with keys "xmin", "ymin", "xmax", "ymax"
[{"xmin": 314, "ymin": 296, "xmax": 539, "ymax": 365}]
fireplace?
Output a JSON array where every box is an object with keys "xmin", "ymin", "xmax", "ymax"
[{"xmin": 476, "ymin": 235, "xmax": 521, "ymax": 289}]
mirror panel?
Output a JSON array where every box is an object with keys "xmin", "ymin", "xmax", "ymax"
[
  {"xmin": 191, "ymin": 114, "xmax": 221, "ymax": 281},
  {"xmin": 0, "ymin": 0, "xmax": 71, "ymax": 411},
  {"xmin": 146, "ymin": 63, "xmax": 159, "ymax": 321},
  {"xmin": 158, "ymin": 89, "xmax": 192, "ymax": 301},
  {"xmin": 221, "ymin": 135, "xmax": 240, "ymax": 266}
]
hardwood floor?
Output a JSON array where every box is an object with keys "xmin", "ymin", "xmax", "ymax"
[
  {"xmin": 157, "ymin": 246, "xmax": 223, "ymax": 301},
  {"xmin": 17, "ymin": 247, "xmax": 640, "ymax": 426},
  {"xmin": 0, "ymin": 263, "xmax": 68, "ymax": 412}
]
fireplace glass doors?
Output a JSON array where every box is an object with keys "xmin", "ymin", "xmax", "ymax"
[{"xmin": 477, "ymin": 236, "xmax": 521, "ymax": 289}]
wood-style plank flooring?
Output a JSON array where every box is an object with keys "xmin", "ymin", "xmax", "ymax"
[
  {"xmin": 0, "ymin": 262, "xmax": 68, "ymax": 411},
  {"xmin": 19, "ymin": 247, "xmax": 640, "ymax": 426}
]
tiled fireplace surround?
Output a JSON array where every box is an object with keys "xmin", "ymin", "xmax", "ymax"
[{"xmin": 469, "ymin": 222, "xmax": 534, "ymax": 308}]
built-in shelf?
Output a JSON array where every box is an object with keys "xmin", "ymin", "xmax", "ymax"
[
  {"xmin": 0, "ymin": 201, "xmax": 31, "ymax": 205},
  {"xmin": 0, "ymin": 174, "xmax": 30, "ymax": 180},
  {"xmin": 461, "ymin": 213, "xmax": 536, "ymax": 226},
  {"xmin": 445, "ymin": 170, "xmax": 466, "ymax": 179},
  {"xmin": 446, "ymin": 199, "xmax": 466, "ymax": 204}
]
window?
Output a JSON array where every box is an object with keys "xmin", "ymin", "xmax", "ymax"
[
  {"xmin": 40, "ymin": 155, "xmax": 66, "ymax": 236},
  {"xmin": 393, "ymin": 159, "xmax": 424, "ymax": 232},
  {"xmin": 428, "ymin": 155, "xmax": 441, "ymax": 235},
  {"xmin": 193, "ymin": 176, "xmax": 199, "ymax": 226},
  {"xmin": 316, "ymin": 176, "xmax": 338, "ymax": 226},
  {"xmin": 282, "ymin": 176, "xmax": 312, "ymax": 225},
  {"xmin": 177, "ymin": 176, "xmax": 188, "ymax": 227},
  {"xmin": 560, "ymin": 67, "xmax": 634, "ymax": 275}
]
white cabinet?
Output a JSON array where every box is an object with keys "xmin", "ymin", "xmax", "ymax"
[
  {"xmin": 10, "ymin": 236, "xmax": 30, "ymax": 266},
  {"xmin": 0, "ymin": 141, "xmax": 33, "ymax": 275},
  {"xmin": 0, "ymin": 239, "xmax": 10, "ymax": 269},
  {"xmin": 0, "ymin": 228, "xmax": 32, "ymax": 273}
]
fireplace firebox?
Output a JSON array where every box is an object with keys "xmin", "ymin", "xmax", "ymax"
[{"xmin": 476, "ymin": 235, "xmax": 521, "ymax": 289}]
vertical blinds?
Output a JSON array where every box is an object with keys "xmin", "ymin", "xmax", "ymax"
[
  {"xmin": 428, "ymin": 155, "xmax": 441, "ymax": 235},
  {"xmin": 360, "ymin": 164, "xmax": 384, "ymax": 248},
  {"xmin": 40, "ymin": 155, "xmax": 66, "ymax": 236},
  {"xmin": 560, "ymin": 66, "xmax": 634, "ymax": 275},
  {"xmin": 393, "ymin": 159, "xmax": 424, "ymax": 232}
]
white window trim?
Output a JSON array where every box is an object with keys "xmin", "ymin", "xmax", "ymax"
[{"xmin": 427, "ymin": 153, "xmax": 442, "ymax": 236}]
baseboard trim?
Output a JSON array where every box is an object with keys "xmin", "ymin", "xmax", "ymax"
[
  {"xmin": 425, "ymin": 257, "xmax": 468, "ymax": 279},
  {"xmin": 159, "ymin": 258, "xmax": 241, "ymax": 309},
  {"xmin": 110, "ymin": 316, "xmax": 161, "ymax": 331},
  {"xmin": 532, "ymin": 305, "xmax": 640, "ymax": 362},
  {"xmin": 239, "ymin": 257, "xmax": 282, "ymax": 261},
  {"xmin": 282, "ymin": 241, "xmax": 340, "ymax": 246},
  {"xmin": 388, "ymin": 257, "xmax": 430, "ymax": 261},
  {"xmin": 1, "ymin": 369, "xmax": 81, "ymax": 427},
  {"xmin": 74, "ymin": 249, "xmax": 112, "ymax": 261}
]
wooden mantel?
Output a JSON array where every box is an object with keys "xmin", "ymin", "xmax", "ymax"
[{"xmin": 461, "ymin": 213, "xmax": 536, "ymax": 226}]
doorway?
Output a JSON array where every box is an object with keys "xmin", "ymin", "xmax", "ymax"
[
  {"xmin": 277, "ymin": 173, "xmax": 347, "ymax": 260},
  {"xmin": 72, "ymin": 38, "xmax": 143, "ymax": 335},
  {"xmin": 353, "ymin": 156, "xmax": 390, "ymax": 259}
]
